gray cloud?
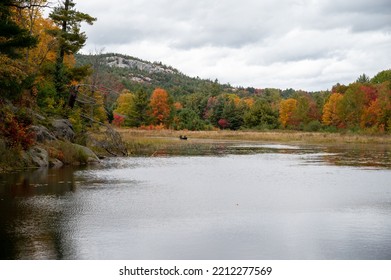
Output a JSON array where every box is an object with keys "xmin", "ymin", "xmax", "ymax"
[
  {"xmin": 321, "ymin": 0, "xmax": 391, "ymax": 15},
  {"xmin": 77, "ymin": 0, "xmax": 391, "ymax": 91}
]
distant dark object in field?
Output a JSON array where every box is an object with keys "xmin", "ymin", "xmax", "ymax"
[{"xmin": 179, "ymin": 135, "xmax": 188, "ymax": 140}]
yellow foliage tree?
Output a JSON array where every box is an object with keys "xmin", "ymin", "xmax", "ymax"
[
  {"xmin": 322, "ymin": 93, "xmax": 343, "ymax": 126},
  {"xmin": 243, "ymin": 97, "xmax": 255, "ymax": 109},
  {"xmin": 114, "ymin": 90, "xmax": 135, "ymax": 117},
  {"xmin": 279, "ymin": 98, "xmax": 298, "ymax": 128}
]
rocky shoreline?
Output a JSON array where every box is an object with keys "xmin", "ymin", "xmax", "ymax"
[{"xmin": 1, "ymin": 118, "xmax": 100, "ymax": 173}]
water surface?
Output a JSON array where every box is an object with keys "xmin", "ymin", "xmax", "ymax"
[{"xmin": 1, "ymin": 142, "xmax": 391, "ymax": 259}]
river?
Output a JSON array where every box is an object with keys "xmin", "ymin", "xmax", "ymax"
[{"xmin": 1, "ymin": 142, "xmax": 391, "ymax": 259}]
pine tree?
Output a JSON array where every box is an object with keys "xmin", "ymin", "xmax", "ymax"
[
  {"xmin": 131, "ymin": 89, "xmax": 150, "ymax": 126},
  {"xmin": 0, "ymin": 0, "xmax": 38, "ymax": 58},
  {"xmin": 48, "ymin": 0, "xmax": 96, "ymax": 97}
]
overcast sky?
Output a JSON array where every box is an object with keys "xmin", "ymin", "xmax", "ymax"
[{"xmin": 76, "ymin": 0, "xmax": 391, "ymax": 91}]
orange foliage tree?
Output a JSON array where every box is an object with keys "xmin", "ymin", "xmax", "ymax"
[
  {"xmin": 360, "ymin": 83, "xmax": 391, "ymax": 131},
  {"xmin": 149, "ymin": 88, "xmax": 171, "ymax": 127}
]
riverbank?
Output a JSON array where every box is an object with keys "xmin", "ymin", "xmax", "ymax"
[{"xmin": 0, "ymin": 118, "xmax": 100, "ymax": 173}]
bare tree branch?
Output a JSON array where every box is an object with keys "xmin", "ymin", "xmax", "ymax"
[{"xmin": 4, "ymin": 0, "xmax": 51, "ymax": 10}]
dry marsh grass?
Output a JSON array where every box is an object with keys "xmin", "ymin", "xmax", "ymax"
[
  {"xmin": 117, "ymin": 128, "xmax": 391, "ymax": 145},
  {"xmin": 113, "ymin": 128, "xmax": 391, "ymax": 156}
]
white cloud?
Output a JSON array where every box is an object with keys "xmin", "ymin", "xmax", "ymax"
[{"xmin": 75, "ymin": 0, "xmax": 391, "ymax": 91}]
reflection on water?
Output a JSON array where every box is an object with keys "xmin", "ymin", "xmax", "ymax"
[
  {"xmin": 321, "ymin": 145, "xmax": 391, "ymax": 169},
  {"xmin": 229, "ymin": 143, "xmax": 391, "ymax": 169},
  {"xmin": 0, "ymin": 167, "xmax": 78, "ymax": 259},
  {"xmin": 1, "ymin": 142, "xmax": 391, "ymax": 259}
]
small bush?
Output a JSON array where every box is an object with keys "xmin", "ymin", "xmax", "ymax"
[
  {"xmin": 322, "ymin": 126, "xmax": 338, "ymax": 133},
  {"xmin": 0, "ymin": 104, "xmax": 35, "ymax": 149},
  {"xmin": 303, "ymin": 120, "xmax": 322, "ymax": 132},
  {"xmin": 0, "ymin": 139, "xmax": 26, "ymax": 171},
  {"xmin": 51, "ymin": 141, "xmax": 89, "ymax": 165}
]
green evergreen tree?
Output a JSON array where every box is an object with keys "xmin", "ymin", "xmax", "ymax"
[
  {"xmin": 208, "ymin": 95, "xmax": 226, "ymax": 126},
  {"xmin": 176, "ymin": 108, "xmax": 205, "ymax": 130},
  {"xmin": 356, "ymin": 73, "xmax": 370, "ymax": 84},
  {"xmin": 222, "ymin": 100, "xmax": 244, "ymax": 130},
  {"xmin": 131, "ymin": 89, "xmax": 150, "ymax": 126},
  {"xmin": 0, "ymin": 0, "xmax": 38, "ymax": 59},
  {"xmin": 0, "ymin": 1, "xmax": 38, "ymax": 99},
  {"xmin": 49, "ymin": 0, "xmax": 96, "ymax": 98},
  {"xmin": 243, "ymin": 100, "xmax": 279, "ymax": 129}
]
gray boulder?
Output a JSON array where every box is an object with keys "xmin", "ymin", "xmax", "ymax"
[
  {"xmin": 51, "ymin": 119, "xmax": 75, "ymax": 141},
  {"xmin": 49, "ymin": 158, "xmax": 64, "ymax": 168},
  {"xmin": 29, "ymin": 125, "xmax": 56, "ymax": 142},
  {"xmin": 72, "ymin": 143, "xmax": 100, "ymax": 164},
  {"xmin": 26, "ymin": 146, "xmax": 49, "ymax": 167}
]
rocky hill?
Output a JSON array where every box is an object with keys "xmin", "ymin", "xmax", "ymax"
[
  {"xmin": 75, "ymin": 53, "xmax": 236, "ymax": 97},
  {"xmin": 105, "ymin": 55, "xmax": 176, "ymax": 75}
]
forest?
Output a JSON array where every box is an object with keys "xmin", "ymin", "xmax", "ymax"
[
  {"xmin": 80, "ymin": 53, "xmax": 391, "ymax": 134},
  {"xmin": 1, "ymin": 0, "xmax": 391, "ymax": 167}
]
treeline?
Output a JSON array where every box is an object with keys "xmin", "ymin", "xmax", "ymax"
[
  {"xmin": 76, "ymin": 55, "xmax": 391, "ymax": 133},
  {"xmin": 109, "ymin": 70, "xmax": 391, "ymax": 133}
]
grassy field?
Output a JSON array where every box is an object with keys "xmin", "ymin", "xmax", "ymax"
[{"xmin": 115, "ymin": 128, "xmax": 391, "ymax": 156}]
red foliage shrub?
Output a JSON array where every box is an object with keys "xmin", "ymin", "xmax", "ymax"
[
  {"xmin": 0, "ymin": 107, "xmax": 35, "ymax": 149},
  {"xmin": 218, "ymin": 118, "xmax": 229, "ymax": 129},
  {"xmin": 112, "ymin": 113, "xmax": 125, "ymax": 127}
]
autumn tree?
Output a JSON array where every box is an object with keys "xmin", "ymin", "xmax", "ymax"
[
  {"xmin": 375, "ymin": 83, "xmax": 391, "ymax": 131},
  {"xmin": 149, "ymin": 88, "xmax": 171, "ymax": 127},
  {"xmin": 26, "ymin": 14, "xmax": 58, "ymax": 67},
  {"xmin": 322, "ymin": 92, "xmax": 343, "ymax": 127},
  {"xmin": 114, "ymin": 88, "xmax": 150, "ymax": 127},
  {"xmin": 361, "ymin": 98, "xmax": 382, "ymax": 129},
  {"xmin": 114, "ymin": 90, "xmax": 135, "ymax": 126},
  {"xmin": 361, "ymin": 83, "xmax": 391, "ymax": 131},
  {"xmin": 331, "ymin": 83, "xmax": 348, "ymax": 94},
  {"xmin": 279, "ymin": 98, "xmax": 298, "ymax": 128}
]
